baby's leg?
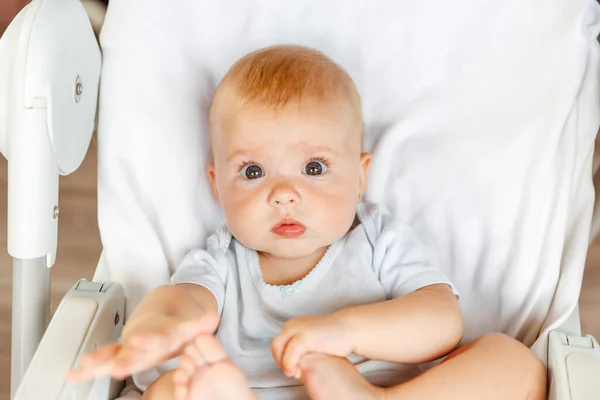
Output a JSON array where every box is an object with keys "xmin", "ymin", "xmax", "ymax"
[
  {"xmin": 142, "ymin": 371, "xmax": 177, "ymax": 400},
  {"xmin": 301, "ymin": 333, "xmax": 546, "ymax": 400},
  {"xmin": 300, "ymin": 354, "xmax": 384, "ymax": 400},
  {"xmin": 173, "ymin": 335, "xmax": 258, "ymax": 400}
]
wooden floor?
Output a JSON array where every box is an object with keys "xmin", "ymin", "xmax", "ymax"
[{"xmin": 0, "ymin": 146, "xmax": 599, "ymax": 399}]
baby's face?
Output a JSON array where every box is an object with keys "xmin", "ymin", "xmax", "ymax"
[{"xmin": 208, "ymin": 99, "xmax": 371, "ymax": 260}]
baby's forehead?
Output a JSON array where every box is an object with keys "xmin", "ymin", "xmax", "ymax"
[
  {"xmin": 216, "ymin": 99, "xmax": 360, "ymax": 136},
  {"xmin": 210, "ymin": 104, "xmax": 362, "ymax": 162}
]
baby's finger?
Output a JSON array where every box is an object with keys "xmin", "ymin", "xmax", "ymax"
[
  {"xmin": 67, "ymin": 362, "xmax": 114, "ymax": 381},
  {"xmin": 80, "ymin": 344, "xmax": 120, "ymax": 367},
  {"xmin": 281, "ymin": 335, "xmax": 309, "ymax": 379},
  {"xmin": 66, "ymin": 344, "xmax": 120, "ymax": 381},
  {"xmin": 110, "ymin": 344, "xmax": 162, "ymax": 379},
  {"xmin": 271, "ymin": 331, "xmax": 292, "ymax": 369},
  {"xmin": 193, "ymin": 335, "xmax": 228, "ymax": 364}
]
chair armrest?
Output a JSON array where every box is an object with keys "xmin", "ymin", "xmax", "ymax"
[
  {"xmin": 547, "ymin": 330, "xmax": 600, "ymax": 400},
  {"xmin": 14, "ymin": 279, "xmax": 125, "ymax": 400}
]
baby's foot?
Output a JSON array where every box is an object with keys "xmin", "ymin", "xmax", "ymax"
[
  {"xmin": 173, "ymin": 335, "xmax": 257, "ymax": 400},
  {"xmin": 300, "ymin": 354, "xmax": 385, "ymax": 400}
]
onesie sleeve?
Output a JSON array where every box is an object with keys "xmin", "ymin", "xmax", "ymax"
[
  {"xmin": 170, "ymin": 225, "xmax": 230, "ymax": 315},
  {"xmin": 358, "ymin": 203, "xmax": 459, "ymax": 300}
]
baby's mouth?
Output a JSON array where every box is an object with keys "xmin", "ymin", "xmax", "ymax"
[{"xmin": 271, "ymin": 219, "xmax": 306, "ymax": 238}]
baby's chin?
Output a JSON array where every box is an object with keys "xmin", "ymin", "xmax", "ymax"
[
  {"xmin": 262, "ymin": 246, "xmax": 324, "ymax": 261},
  {"xmin": 245, "ymin": 239, "xmax": 328, "ymax": 261}
]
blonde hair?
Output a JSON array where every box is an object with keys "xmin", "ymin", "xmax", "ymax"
[{"xmin": 209, "ymin": 45, "xmax": 362, "ymax": 119}]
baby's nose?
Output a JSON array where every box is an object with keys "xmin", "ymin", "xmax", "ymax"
[{"xmin": 268, "ymin": 184, "xmax": 301, "ymax": 206}]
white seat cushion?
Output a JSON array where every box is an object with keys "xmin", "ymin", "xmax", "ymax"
[{"xmin": 96, "ymin": 0, "xmax": 600, "ymax": 389}]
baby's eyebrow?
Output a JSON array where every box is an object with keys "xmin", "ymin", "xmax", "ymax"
[
  {"xmin": 225, "ymin": 145, "xmax": 340, "ymax": 163},
  {"xmin": 226, "ymin": 148, "xmax": 262, "ymax": 162},
  {"xmin": 299, "ymin": 145, "xmax": 339, "ymax": 156}
]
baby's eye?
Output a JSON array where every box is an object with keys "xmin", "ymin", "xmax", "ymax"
[
  {"xmin": 303, "ymin": 160, "xmax": 328, "ymax": 176},
  {"xmin": 240, "ymin": 164, "xmax": 264, "ymax": 179}
]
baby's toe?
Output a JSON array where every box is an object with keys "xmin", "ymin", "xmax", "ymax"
[
  {"xmin": 172, "ymin": 368, "xmax": 191, "ymax": 400},
  {"xmin": 183, "ymin": 341, "xmax": 205, "ymax": 365},
  {"xmin": 179, "ymin": 355, "xmax": 198, "ymax": 376}
]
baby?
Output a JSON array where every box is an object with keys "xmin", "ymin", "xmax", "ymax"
[{"xmin": 69, "ymin": 45, "xmax": 545, "ymax": 400}]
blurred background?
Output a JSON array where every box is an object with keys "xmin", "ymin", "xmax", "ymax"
[{"xmin": 0, "ymin": 1, "xmax": 599, "ymax": 400}]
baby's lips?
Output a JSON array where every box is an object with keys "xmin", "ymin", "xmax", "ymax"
[{"xmin": 271, "ymin": 218, "xmax": 307, "ymax": 238}]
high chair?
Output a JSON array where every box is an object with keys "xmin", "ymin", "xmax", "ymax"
[{"xmin": 2, "ymin": 0, "xmax": 600, "ymax": 399}]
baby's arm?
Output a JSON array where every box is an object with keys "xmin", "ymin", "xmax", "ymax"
[
  {"xmin": 335, "ymin": 282, "xmax": 462, "ymax": 363},
  {"xmin": 68, "ymin": 283, "xmax": 219, "ymax": 381},
  {"xmin": 340, "ymin": 214, "xmax": 464, "ymax": 363},
  {"xmin": 272, "ymin": 283, "xmax": 462, "ymax": 377}
]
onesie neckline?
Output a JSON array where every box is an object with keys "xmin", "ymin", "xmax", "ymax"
[{"xmin": 245, "ymin": 236, "xmax": 347, "ymax": 298}]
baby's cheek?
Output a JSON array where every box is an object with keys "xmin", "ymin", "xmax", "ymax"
[
  {"xmin": 320, "ymin": 196, "xmax": 356, "ymax": 237},
  {"xmin": 222, "ymin": 197, "xmax": 263, "ymax": 245},
  {"xmin": 224, "ymin": 214, "xmax": 254, "ymax": 248}
]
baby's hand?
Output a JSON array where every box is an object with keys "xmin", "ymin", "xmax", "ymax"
[
  {"xmin": 67, "ymin": 312, "xmax": 218, "ymax": 381},
  {"xmin": 271, "ymin": 314, "xmax": 355, "ymax": 379}
]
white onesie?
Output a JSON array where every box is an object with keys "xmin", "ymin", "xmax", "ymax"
[{"xmin": 170, "ymin": 202, "xmax": 458, "ymax": 399}]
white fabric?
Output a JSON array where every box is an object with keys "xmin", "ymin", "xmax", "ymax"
[
  {"xmin": 97, "ymin": 0, "xmax": 600, "ymax": 386},
  {"xmin": 159, "ymin": 202, "xmax": 456, "ymax": 398}
]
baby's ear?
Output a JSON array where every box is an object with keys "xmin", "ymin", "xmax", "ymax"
[
  {"xmin": 206, "ymin": 162, "xmax": 220, "ymax": 202},
  {"xmin": 359, "ymin": 152, "xmax": 372, "ymax": 194}
]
